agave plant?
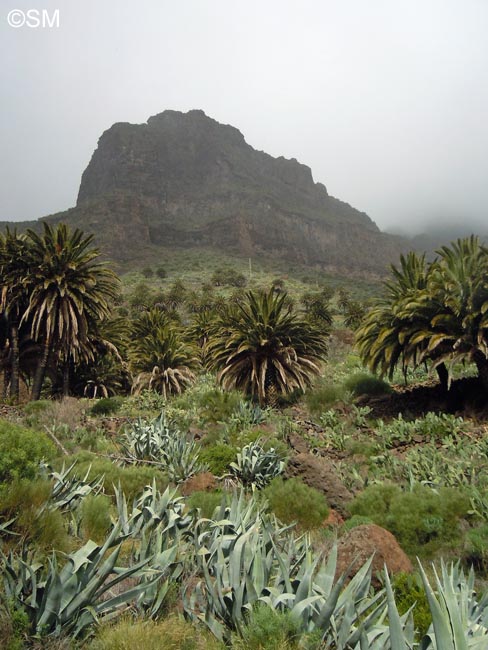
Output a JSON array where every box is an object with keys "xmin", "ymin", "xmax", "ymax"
[
  {"xmin": 120, "ymin": 412, "xmax": 170, "ymax": 463},
  {"xmin": 185, "ymin": 505, "xmax": 389, "ymax": 644},
  {"xmin": 229, "ymin": 440, "xmax": 285, "ymax": 489},
  {"xmin": 43, "ymin": 461, "xmax": 104, "ymax": 512},
  {"xmin": 121, "ymin": 413, "xmax": 206, "ymax": 482},
  {"xmin": 1, "ymin": 523, "xmax": 163, "ymax": 639},
  {"xmin": 115, "ymin": 481, "xmax": 193, "ymax": 540}
]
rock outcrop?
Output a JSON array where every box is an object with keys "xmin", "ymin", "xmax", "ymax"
[
  {"xmin": 336, "ymin": 524, "xmax": 413, "ymax": 585},
  {"xmin": 285, "ymin": 452, "xmax": 353, "ymax": 517},
  {"xmin": 6, "ymin": 109, "xmax": 408, "ymax": 274}
]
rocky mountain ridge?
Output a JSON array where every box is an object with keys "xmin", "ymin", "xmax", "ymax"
[{"xmin": 1, "ymin": 109, "xmax": 408, "ymax": 274}]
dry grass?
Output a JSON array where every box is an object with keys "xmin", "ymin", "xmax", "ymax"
[{"xmin": 88, "ymin": 614, "xmax": 225, "ymax": 650}]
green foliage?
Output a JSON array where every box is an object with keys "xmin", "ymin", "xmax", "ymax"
[
  {"xmin": 392, "ymin": 572, "xmax": 432, "ymax": 638},
  {"xmin": 0, "ymin": 479, "xmax": 70, "ymax": 552},
  {"xmin": 341, "ymin": 514, "xmax": 374, "ymax": 532},
  {"xmin": 356, "ymin": 237, "xmax": 488, "ymax": 388},
  {"xmin": 211, "ymin": 266, "xmax": 247, "ymax": 288},
  {"xmin": 208, "ymin": 289, "xmax": 328, "ymax": 406},
  {"xmin": 79, "ymin": 494, "xmax": 112, "ymax": 542},
  {"xmin": 349, "ymin": 483, "xmax": 470, "ymax": 556},
  {"xmin": 0, "ymin": 421, "xmax": 55, "ymax": 483},
  {"xmin": 141, "ymin": 266, "xmax": 154, "ymax": 278},
  {"xmin": 88, "ymin": 615, "xmax": 225, "ymax": 650},
  {"xmin": 68, "ymin": 454, "xmax": 168, "ymax": 500},
  {"xmin": 121, "ymin": 413, "xmax": 205, "ymax": 483},
  {"xmin": 90, "ymin": 397, "xmax": 123, "ymax": 416},
  {"xmin": 305, "ymin": 383, "xmax": 346, "ymax": 415},
  {"xmin": 200, "ymin": 444, "xmax": 238, "ymax": 476},
  {"xmin": 263, "ymin": 478, "xmax": 329, "ymax": 530},
  {"xmin": 230, "ymin": 441, "xmax": 285, "ymax": 489},
  {"xmin": 155, "ymin": 265, "xmax": 167, "ymax": 279},
  {"xmin": 199, "ymin": 389, "xmax": 243, "ymax": 424},
  {"xmin": 464, "ymin": 524, "xmax": 488, "ymax": 573},
  {"xmin": 232, "ymin": 605, "xmax": 301, "ymax": 650},
  {"xmin": 344, "ymin": 372, "xmax": 392, "ymax": 397},
  {"xmin": 1, "ymin": 524, "xmax": 160, "ymax": 639},
  {"xmin": 188, "ymin": 491, "xmax": 226, "ymax": 518},
  {"xmin": 376, "ymin": 412, "xmax": 465, "ymax": 449}
]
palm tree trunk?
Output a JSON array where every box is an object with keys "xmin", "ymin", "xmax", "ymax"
[
  {"xmin": 436, "ymin": 362, "xmax": 449, "ymax": 392},
  {"xmin": 10, "ymin": 322, "xmax": 20, "ymax": 402},
  {"xmin": 31, "ymin": 337, "xmax": 51, "ymax": 401},
  {"xmin": 3, "ymin": 368, "xmax": 11, "ymax": 399},
  {"xmin": 62, "ymin": 359, "xmax": 70, "ymax": 397}
]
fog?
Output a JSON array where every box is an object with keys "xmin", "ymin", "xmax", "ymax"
[{"xmin": 1, "ymin": 0, "xmax": 487, "ymax": 236}]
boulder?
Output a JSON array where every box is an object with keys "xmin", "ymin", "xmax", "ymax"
[
  {"xmin": 285, "ymin": 452, "xmax": 353, "ymax": 517},
  {"xmin": 336, "ymin": 524, "xmax": 413, "ymax": 586}
]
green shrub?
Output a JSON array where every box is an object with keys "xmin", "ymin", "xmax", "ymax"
[
  {"xmin": 263, "ymin": 478, "xmax": 329, "ymax": 530},
  {"xmin": 341, "ymin": 514, "xmax": 374, "ymax": 533},
  {"xmin": 349, "ymin": 483, "xmax": 470, "ymax": 557},
  {"xmin": 232, "ymin": 604, "xmax": 301, "ymax": 650},
  {"xmin": 0, "ymin": 479, "xmax": 70, "ymax": 552},
  {"xmin": 199, "ymin": 389, "xmax": 242, "ymax": 424},
  {"xmin": 90, "ymin": 397, "xmax": 123, "ymax": 416},
  {"xmin": 0, "ymin": 421, "xmax": 55, "ymax": 483},
  {"xmin": 0, "ymin": 601, "xmax": 30, "ymax": 650},
  {"xmin": 200, "ymin": 444, "xmax": 237, "ymax": 475},
  {"xmin": 80, "ymin": 494, "xmax": 112, "ymax": 542},
  {"xmin": 305, "ymin": 384, "xmax": 345, "ymax": 415},
  {"xmin": 88, "ymin": 615, "xmax": 224, "ymax": 650},
  {"xmin": 188, "ymin": 490, "xmax": 226, "ymax": 518},
  {"xmin": 344, "ymin": 372, "xmax": 392, "ymax": 397},
  {"xmin": 392, "ymin": 572, "xmax": 432, "ymax": 639},
  {"xmin": 66, "ymin": 454, "xmax": 168, "ymax": 499},
  {"xmin": 464, "ymin": 524, "xmax": 488, "ymax": 573}
]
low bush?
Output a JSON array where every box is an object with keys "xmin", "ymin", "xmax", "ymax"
[
  {"xmin": 305, "ymin": 383, "xmax": 346, "ymax": 415},
  {"xmin": 464, "ymin": 524, "xmax": 488, "ymax": 573},
  {"xmin": 343, "ymin": 372, "xmax": 392, "ymax": 397},
  {"xmin": 66, "ymin": 454, "xmax": 168, "ymax": 499},
  {"xmin": 263, "ymin": 478, "xmax": 329, "ymax": 530},
  {"xmin": 90, "ymin": 397, "xmax": 123, "ymax": 416},
  {"xmin": 349, "ymin": 482, "xmax": 470, "ymax": 557},
  {"xmin": 392, "ymin": 572, "xmax": 432, "ymax": 639},
  {"xmin": 200, "ymin": 444, "xmax": 237, "ymax": 476},
  {"xmin": 188, "ymin": 490, "xmax": 226, "ymax": 518},
  {"xmin": 0, "ymin": 479, "xmax": 70, "ymax": 552},
  {"xmin": 0, "ymin": 421, "xmax": 55, "ymax": 483},
  {"xmin": 231, "ymin": 605, "xmax": 301, "ymax": 650},
  {"xmin": 341, "ymin": 514, "xmax": 374, "ymax": 533},
  {"xmin": 79, "ymin": 494, "xmax": 112, "ymax": 542},
  {"xmin": 88, "ymin": 615, "xmax": 225, "ymax": 650}
]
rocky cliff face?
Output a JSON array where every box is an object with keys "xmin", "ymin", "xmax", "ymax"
[{"xmin": 10, "ymin": 110, "xmax": 408, "ymax": 273}]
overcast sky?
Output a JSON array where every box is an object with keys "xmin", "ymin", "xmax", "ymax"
[{"xmin": 1, "ymin": 0, "xmax": 487, "ymax": 235}]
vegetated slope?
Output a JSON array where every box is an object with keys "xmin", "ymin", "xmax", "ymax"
[{"xmin": 2, "ymin": 110, "xmax": 408, "ymax": 274}]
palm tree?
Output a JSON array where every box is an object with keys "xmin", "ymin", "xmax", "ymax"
[
  {"xmin": 130, "ymin": 325, "xmax": 197, "ymax": 398},
  {"xmin": 208, "ymin": 289, "xmax": 328, "ymax": 406},
  {"xmin": 0, "ymin": 230, "xmax": 33, "ymax": 400},
  {"xmin": 356, "ymin": 239, "xmax": 488, "ymax": 391},
  {"xmin": 22, "ymin": 223, "xmax": 119, "ymax": 400},
  {"xmin": 355, "ymin": 251, "xmax": 433, "ymax": 382},
  {"xmin": 415, "ymin": 236, "xmax": 488, "ymax": 388}
]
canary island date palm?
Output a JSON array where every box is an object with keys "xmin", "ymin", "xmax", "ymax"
[
  {"xmin": 22, "ymin": 223, "xmax": 119, "ymax": 400},
  {"xmin": 356, "ymin": 238, "xmax": 488, "ymax": 390},
  {"xmin": 413, "ymin": 236, "xmax": 488, "ymax": 388},
  {"xmin": 130, "ymin": 325, "xmax": 197, "ymax": 398},
  {"xmin": 0, "ymin": 230, "xmax": 36, "ymax": 400},
  {"xmin": 355, "ymin": 251, "xmax": 431, "ymax": 381},
  {"xmin": 208, "ymin": 289, "xmax": 328, "ymax": 406}
]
